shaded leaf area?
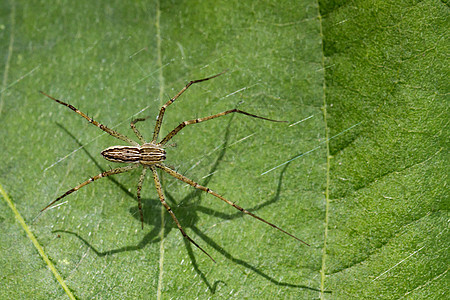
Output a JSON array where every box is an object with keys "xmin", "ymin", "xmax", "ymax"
[
  {"xmin": 320, "ymin": 0, "xmax": 448, "ymax": 298},
  {"xmin": 0, "ymin": 0, "xmax": 325, "ymax": 299}
]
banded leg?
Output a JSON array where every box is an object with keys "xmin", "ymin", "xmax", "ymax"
[
  {"xmin": 150, "ymin": 165, "xmax": 216, "ymax": 262},
  {"xmin": 151, "ymin": 70, "xmax": 227, "ymax": 143},
  {"xmin": 156, "ymin": 163, "xmax": 309, "ymax": 246},
  {"xmin": 41, "ymin": 164, "xmax": 140, "ymax": 212},
  {"xmin": 137, "ymin": 167, "xmax": 147, "ymax": 229},
  {"xmin": 159, "ymin": 109, "xmax": 287, "ymax": 145},
  {"xmin": 39, "ymin": 91, "xmax": 139, "ymax": 146},
  {"xmin": 130, "ymin": 116, "xmax": 151, "ymax": 144}
]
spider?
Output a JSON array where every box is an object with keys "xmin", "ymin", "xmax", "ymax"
[{"xmin": 39, "ymin": 71, "xmax": 309, "ymax": 262}]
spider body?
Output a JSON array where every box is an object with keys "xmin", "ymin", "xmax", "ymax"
[
  {"xmin": 40, "ymin": 71, "xmax": 308, "ymax": 262},
  {"xmin": 101, "ymin": 144, "xmax": 166, "ymax": 165}
]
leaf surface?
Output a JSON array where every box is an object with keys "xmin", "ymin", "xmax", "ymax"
[{"xmin": 0, "ymin": 0, "xmax": 446, "ymax": 299}]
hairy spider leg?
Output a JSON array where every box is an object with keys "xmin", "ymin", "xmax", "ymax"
[{"xmin": 151, "ymin": 70, "xmax": 227, "ymax": 143}]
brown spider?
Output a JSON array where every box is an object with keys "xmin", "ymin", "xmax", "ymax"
[{"xmin": 39, "ymin": 71, "xmax": 309, "ymax": 262}]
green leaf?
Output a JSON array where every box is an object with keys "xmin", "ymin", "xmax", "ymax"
[
  {"xmin": 0, "ymin": 0, "xmax": 446, "ymax": 299},
  {"xmin": 321, "ymin": 0, "xmax": 448, "ymax": 299}
]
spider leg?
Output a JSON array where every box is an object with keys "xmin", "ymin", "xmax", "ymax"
[
  {"xmin": 41, "ymin": 164, "xmax": 140, "ymax": 212},
  {"xmin": 151, "ymin": 70, "xmax": 227, "ymax": 143},
  {"xmin": 137, "ymin": 166, "xmax": 147, "ymax": 229},
  {"xmin": 150, "ymin": 165, "xmax": 216, "ymax": 262},
  {"xmin": 158, "ymin": 109, "xmax": 287, "ymax": 146},
  {"xmin": 156, "ymin": 164, "xmax": 310, "ymax": 246},
  {"xmin": 130, "ymin": 116, "xmax": 151, "ymax": 144},
  {"xmin": 39, "ymin": 91, "xmax": 139, "ymax": 146}
]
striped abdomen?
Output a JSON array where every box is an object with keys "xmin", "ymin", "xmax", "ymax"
[{"xmin": 101, "ymin": 143, "xmax": 166, "ymax": 165}]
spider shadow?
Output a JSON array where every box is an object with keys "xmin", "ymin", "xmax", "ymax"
[
  {"xmin": 161, "ymin": 161, "xmax": 321, "ymax": 293},
  {"xmin": 53, "ymin": 120, "xmax": 321, "ymax": 294}
]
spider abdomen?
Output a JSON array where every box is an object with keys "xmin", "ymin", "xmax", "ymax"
[{"xmin": 101, "ymin": 144, "xmax": 166, "ymax": 165}]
